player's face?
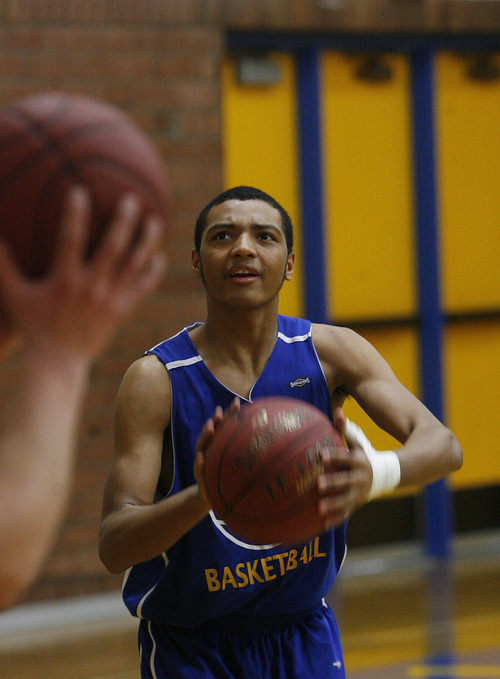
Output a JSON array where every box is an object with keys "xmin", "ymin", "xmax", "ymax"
[{"xmin": 192, "ymin": 199, "xmax": 294, "ymax": 310}]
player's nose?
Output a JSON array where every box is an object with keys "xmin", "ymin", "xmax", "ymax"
[{"xmin": 231, "ymin": 232, "xmax": 256, "ymax": 257}]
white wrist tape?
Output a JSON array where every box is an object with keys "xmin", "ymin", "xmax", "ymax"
[{"xmin": 344, "ymin": 418, "xmax": 401, "ymax": 500}]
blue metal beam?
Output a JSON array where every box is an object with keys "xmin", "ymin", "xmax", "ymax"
[
  {"xmin": 410, "ymin": 50, "xmax": 453, "ymax": 560},
  {"xmin": 296, "ymin": 48, "xmax": 328, "ymax": 323},
  {"xmin": 227, "ymin": 31, "xmax": 500, "ymax": 54}
]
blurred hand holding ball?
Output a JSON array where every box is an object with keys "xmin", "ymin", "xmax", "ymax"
[{"xmin": 0, "ymin": 91, "xmax": 171, "ymax": 277}]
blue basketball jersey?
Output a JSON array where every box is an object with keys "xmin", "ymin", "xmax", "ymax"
[{"xmin": 122, "ymin": 315, "xmax": 347, "ymax": 629}]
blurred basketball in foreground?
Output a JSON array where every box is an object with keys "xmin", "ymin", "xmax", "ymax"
[
  {"xmin": 0, "ymin": 91, "xmax": 171, "ymax": 277},
  {"xmin": 203, "ymin": 397, "xmax": 347, "ymax": 545}
]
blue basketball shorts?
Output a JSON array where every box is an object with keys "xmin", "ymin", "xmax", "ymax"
[{"xmin": 137, "ymin": 599, "xmax": 345, "ymax": 679}]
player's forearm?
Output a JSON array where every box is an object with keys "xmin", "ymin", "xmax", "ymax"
[
  {"xmin": 396, "ymin": 423, "xmax": 462, "ymax": 488},
  {"xmin": 0, "ymin": 348, "xmax": 89, "ymax": 487},
  {"xmin": 99, "ymin": 484, "xmax": 210, "ymax": 574},
  {"xmin": 0, "ymin": 349, "xmax": 90, "ymax": 607}
]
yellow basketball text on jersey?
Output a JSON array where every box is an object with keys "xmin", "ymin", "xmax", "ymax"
[{"xmin": 205, "ymin": 537, "xmax": 327, "ymax": 592}]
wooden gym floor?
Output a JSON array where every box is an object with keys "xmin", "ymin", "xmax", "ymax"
[{"xmin": 0, "ymin": 531, "xmax": 499, "ymax": 679}]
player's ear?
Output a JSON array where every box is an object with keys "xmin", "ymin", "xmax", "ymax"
[
  {"xmin": 284, "ymin": 251, "xmax": 295, "ymax": 281},
  {"xmin": 192, "ymin": 249, "xmax": 202, "ymax": 278}
]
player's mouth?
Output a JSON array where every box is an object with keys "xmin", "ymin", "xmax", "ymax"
[{"xmin": 228, "ymin": 266, "xmax": 259, "ymax": 282}]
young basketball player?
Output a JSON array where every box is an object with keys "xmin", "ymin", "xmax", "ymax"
[
  {"xmin": 99, "ymin": 186, "xmax": 462, "ymax": 678},
  {"xmin": 0, "ymin": 186, "xmax": 166, "ymax": 610}
]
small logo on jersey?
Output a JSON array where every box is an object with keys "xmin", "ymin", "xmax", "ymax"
[{"xmin": 289, "ymin": 377, "xmax": 311, "ymax": 388}]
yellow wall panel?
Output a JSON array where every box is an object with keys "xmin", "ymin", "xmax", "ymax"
[
  {"xmin": 445, "ymin": 320, "xmax": 500, "ymax": 488},
  {"xmin": 436, "ymin": 53, "xmax": 500, "ymax": 312},
  {"xmin": 322, "ymin": 53, "xmax": 416, "ymax": 322},
  {"xmin": 342, "ymin": 326, "xmax": 420, "ymax": 453},
  {"xmin": 221, "ymin": 54, "xmax": 303, "ymax": 317}
]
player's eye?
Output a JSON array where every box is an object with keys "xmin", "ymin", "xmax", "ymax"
[
  {"xmin": 258, "ymin": 232, "xmax": 277, "ymax": 242},
  {"xmin": 212, "ymin": 231, "xmax": 230, "ymax": 241}
]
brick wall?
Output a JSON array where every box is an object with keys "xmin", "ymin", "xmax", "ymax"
[
  {"xmin": 0, "ymin": 2, "xmax": 224, "ymax": 603},
  {"xmin": 0, "ymin": 0, "xmax": 498, "ymax": 603}
]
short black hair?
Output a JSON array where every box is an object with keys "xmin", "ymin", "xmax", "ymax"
[{"xmin": 194, "ymin": 186, "xmax": 293, "ymax": 254}]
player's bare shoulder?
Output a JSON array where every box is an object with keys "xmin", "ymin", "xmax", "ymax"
[
  {"xmin": 116, "ymin": 353, "xmax": 171, "ymax": 431},
  {"xmin": 311, "ymin": 323, "xmax": 380, "ymax": 389},
  {"xmin": 311, "ymin": 323, "xmax": 364, "ymax": 362}
]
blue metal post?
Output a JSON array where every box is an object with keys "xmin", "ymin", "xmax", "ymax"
[
  {"xmin": 296, "ymin": 48, "xmax": 328, "ymax": 324},
  {"xmin": 411, "ymin": 47, "xmax": 455, "ymax": 675},
  {"xmin": 411, "ymin": 50, "xmax": 453, "ymax": 560}
]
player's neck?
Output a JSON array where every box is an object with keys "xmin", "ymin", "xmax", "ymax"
[{"xmin": 192, "ymin": 305, "xmax": 279, "ymax": 370}]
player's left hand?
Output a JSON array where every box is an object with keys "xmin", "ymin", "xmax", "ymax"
[{"xmin": 317, "ymin": 408, "xmax": 373, "ymax": 530}]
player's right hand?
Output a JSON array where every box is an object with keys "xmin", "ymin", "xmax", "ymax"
[{"xmin": 193, "ymin": 398, "xmax": 240, "ymax": 507}]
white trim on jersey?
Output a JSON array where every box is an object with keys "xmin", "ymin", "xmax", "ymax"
[
  {"xmin": 147, "ymin": 620, "xmax": 160, "ymax": 679},
  {"xmin": 166, "ymin": 355, "xmax": 203, "ymax": 371},
  {"xmin": 277, "ymin": 330, "xmax": 311, "ymax": 344},
  {"xmin": 209, "ymin": 510, "xmax": 279, "ymax": 551},
  {"xmin": 137, "ymin": 583, "xmax": 159, "ymax": 620}
]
